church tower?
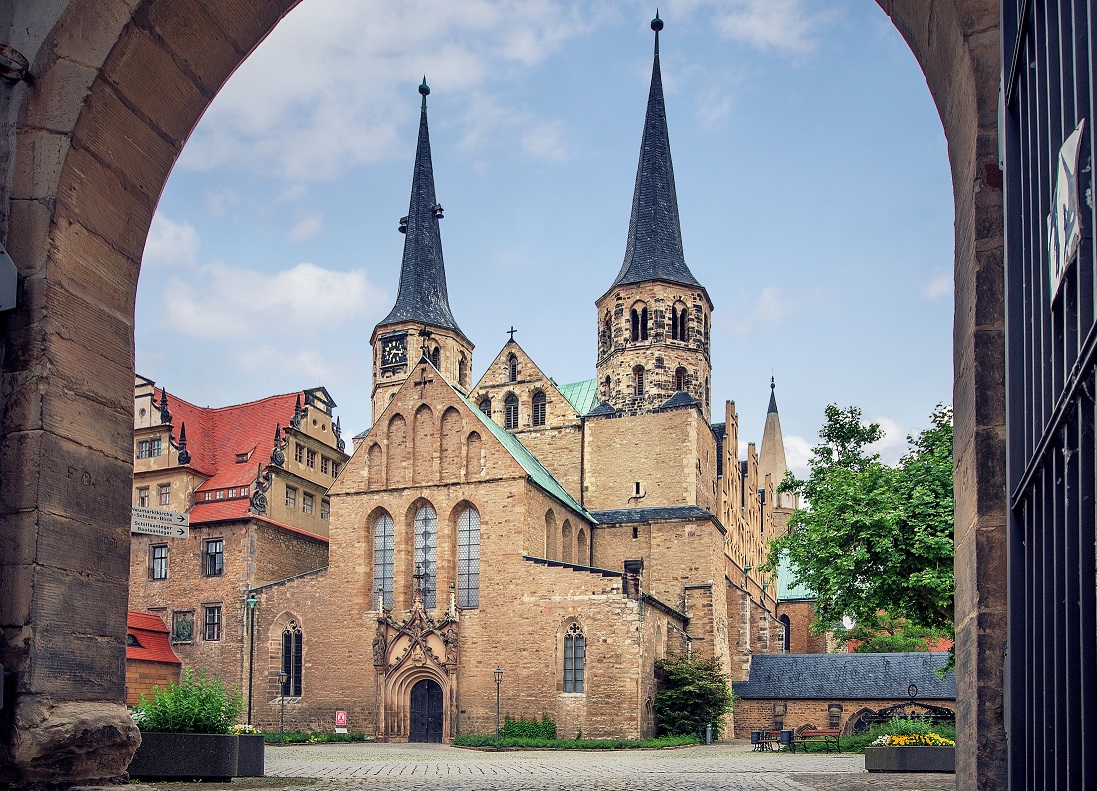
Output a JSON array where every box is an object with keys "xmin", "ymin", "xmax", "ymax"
[
  {"xmin": 758, "ymin": 377, "xmax": 798, "ymax": 534},
  {"xmin": 595, "ymin": 15, "xmax": 714, "ymax": 422},
  {"xmin": 370, "ymin": 80, "xmax": 473, "ymax": 421}
]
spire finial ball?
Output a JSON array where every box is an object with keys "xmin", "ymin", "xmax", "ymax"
[
  {"xmin": 419, "ymin": 77, "xmax": 430, "ymax": 97},
  {"xmin": 651, "ymin": 12, "xmax": 663, "ymax": 32}
]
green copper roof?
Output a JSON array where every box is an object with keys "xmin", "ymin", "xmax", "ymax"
[
  {"xmin": 558, "ymin": 379, "xmax": 598, "ymax": 416},
  {"xmin": 776, "ymin": 556, "xmax": 815, "ymax": 601},
  {"xmin": 460, "ymin": 393, "xmax": 591, "ymax": 520}
]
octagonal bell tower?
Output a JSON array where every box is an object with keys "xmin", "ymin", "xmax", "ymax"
[{"xmin": 596, "ymin": 15, "xmax": 713, "ymax": 421}]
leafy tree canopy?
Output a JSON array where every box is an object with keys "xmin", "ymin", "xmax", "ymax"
[
  {"xmin": 766, "ymin": 404, "xmax": 954, "ymax": 640},
  {"xmin": 654, "ymin": 655, "xmax": 736, "ymax": 739}
]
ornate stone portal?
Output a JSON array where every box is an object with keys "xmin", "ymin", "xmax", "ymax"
[{"xmin": 373, "ymin": 582, "xmax": 458, "ymax": 741}]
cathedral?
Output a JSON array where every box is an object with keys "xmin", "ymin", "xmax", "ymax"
[{"xmin": 243, "ymin": 17, "xmax": 799, "ymax": 741}]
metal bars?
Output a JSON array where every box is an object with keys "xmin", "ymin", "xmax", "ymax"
[{"xmin": 1003, "ymin": 1, "xmax": 1097, "ymax": 788}]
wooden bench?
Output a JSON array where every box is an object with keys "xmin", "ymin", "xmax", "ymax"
[{"xmin": 795, "ymin": 728, "xmax": 841, "ymax": 753}]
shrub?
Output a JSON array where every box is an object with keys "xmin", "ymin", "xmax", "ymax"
[
  {"xmin": 133, "ymin": 668, "xmax": 243, "ymax": 734},
  {"xmin": 451, "ymin": 733, "xmax": 700, "ymax": 749},
  {"xmin": 500, "ymin": 714, "xmax": 557, "ymax": 740},
  {"xmin": 653, "ymin": 655, "xmax": 735, "ymax": 739},
  {"xmin": 264, "ymin": 731, "xmax": 367, "ymax": 744}
]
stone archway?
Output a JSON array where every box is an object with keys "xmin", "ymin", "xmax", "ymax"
[{"xmin": 0, "ymin": 0, "xmax": 1004, "ymax": 786}]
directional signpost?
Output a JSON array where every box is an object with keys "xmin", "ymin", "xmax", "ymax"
[{"xmin": 131, "ymin": 506, "xmax": 190, "ymax": 539}]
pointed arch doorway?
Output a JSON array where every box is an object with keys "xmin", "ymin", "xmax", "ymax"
[{"xmin": 409, "ymin": 678, "xmax": 444, "ymax": 743}]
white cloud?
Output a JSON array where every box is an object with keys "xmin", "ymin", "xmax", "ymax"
[
  {"xmin": 177, "ymin": 0, "xmax": 596, "ymax": 180},
  {"xmin": 923, "ymin": 271, "xmax": 953, "ymax": 301},
  {"xmin": 727, "ymin": 284, "xmax": 824, "ymax": 337},
  {"xmin": 236, "ymin": 345, "xmax": 342, "ymax": 383},
  {"xmin": 867, "ymin": 415, "xmax": 910, "ymax": 466},
  {"xmin": 709, "ymin": 0, "xmax": 831, "ymax": 55},
  {"xmin": 142, "ymin": 214, "xmax": 200, "ymax": 271},
  {"xmin": 783, "ymin": 434, "xmax": 813, "ymax": 479},
  {"xmin": 165, "ymin": 262, "xmax": 386, "ymax": 341},
  {"xmin": 206, "ymin": 189, "xmax": 239, "ymax": 217},
  {"xmin": 288, "ymin": 213, "xmax": 324, "ymax": 242}
]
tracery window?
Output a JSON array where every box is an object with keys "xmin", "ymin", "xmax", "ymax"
[
  {"xmin": 457, "ymin": 507, "xmax": 481, "ymax": 608},
  {"xmin": 507, "ymin": 353, "xmax": 518, "ymax": 382},
  {"xmin": 532, "ymin": 391, "xmax": 547, "ymax": 426},
  {"xmin": 563, "ymin": 622, "xmax": 586, "ymax": 693},
  {"xmin": 281, "ymin": 620, "xmax": 303, "ymax": 697},
  {"xmin": 373, "ymin": 513, "xmax": 394, "ymax": 610},
  {"xmin": 504, "ymin": 393, "xmax": 519, "ymax": 430},
  {"xmin": 414, "ymin": 505, "xmax": 438, "ymax": 608}
]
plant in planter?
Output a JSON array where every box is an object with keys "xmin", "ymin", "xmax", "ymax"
[
  {"xmin": 864, "ymin": 717, "xmax": 955, "ymax": 773},
  {"xmin": 128, "ymin": 669, "xmax": 263, "ymax": 780}
]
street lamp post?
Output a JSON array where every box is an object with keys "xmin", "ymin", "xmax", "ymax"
[
  {"xmin": 245, "ymin": 594, "xmax": 258, "ymax": 724},
  {"xmin": 277, "ymin": 670, "xmax": 288, "ymax": 743},
  {"xmin": 494, "ymin": 667, "xmax": 503, "ymax": 740}
]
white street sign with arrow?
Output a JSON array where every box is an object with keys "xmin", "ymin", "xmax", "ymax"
[{"xmin": 131, "ymin": 506, "xmax": 190, "ymax": 538}]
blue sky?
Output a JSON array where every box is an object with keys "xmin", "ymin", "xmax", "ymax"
[{"xmin": 137, "ymin": 0, "xmax": 953, "ymax": 474}]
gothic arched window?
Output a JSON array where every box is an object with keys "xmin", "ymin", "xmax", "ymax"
[
  {"xmin": 430, "ymin": 347, "xmax": 441, "ymax": 368},
  {"xmin": 457, "ymin": 507, "xmax": 480, "ymax": 608},
  {"xmin": 458, "ymin": 354, "xmax": 468, "ymax": 386},
  {"xmin": 413, "ymin": 505, "xmax": 437, "ymax": 608},
  {"xmin": 675, "ymin": 367, "xmax": 687, "ymax": 392},
  {"xmin": 281, "ymin": 620, "xmax": 303, "ymax": 697},
  {"xmin": 504, "ymin": 393, "xmax": 519, "ymax": 430},
  {"xmin": 563, "ymin": 622, "xmax": 585, "ymax": 693},
  {"xmin": 532, "ymin": 391, "xmax": 546, "ymax": 426},
  {"xmin": 373, "ymin": 513, "xmax": 394, "ymax": 610},
  {"xmin": 633, "ymin": 366, "xmax": 645, "ymax": 398},
  {"xmin": 640, "ymin": 307, "xmax": 649, "ymax": 341},
  {"xmin": 780, "ymin": 614, "xmax": 791, "ymax": 653},
  {"xmin": 507, "ymin": 353, "xmax": 518, "ymax": 382},
  {"xmin": 630, "ymin": 309, "xmax": 640, "ymax": 342}
]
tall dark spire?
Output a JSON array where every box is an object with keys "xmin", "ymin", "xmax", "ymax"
[
  {"xmin": 609, "ymin": 14, "xmax": 702, "ymax": 293},
  {"xmin": 768, "ymin": 376, "xmax": 779, "ymax": 414},
  {"xmin": 377, "ymin": 79, "xmax": 466, "ymax": 339}
]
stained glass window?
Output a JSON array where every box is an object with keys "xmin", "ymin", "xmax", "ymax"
[
  {"xmin": 414, "ymin": 505, "xmax": 438, "ymax": 608},
  {"xmin": 457, "ymin": 508, "xmax": 480, "ymax": 608},
  {"xmin": 373, "ymin": 513, "xmax": 394, "ymax": 610}
]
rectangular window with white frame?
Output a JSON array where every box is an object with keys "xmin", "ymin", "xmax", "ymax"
[
  {"xmin": 137, "ymin": 486, "xmax": 150, "ymax": 507},
  {"xmin": 149, "ymin": 544, "xmax": 168, "ymax": 580},
  {"xmin": 204, "ymin": 605, "xmax": 222, "ymax": 641},
  {"xmin": 302, "ymin": 492, "xmax": 314, "ymax": 514},
  {"xmin": 286, "ymin": 486, "xmax": 297, "ymax": 509},
  {"xmin": 158, "ymin": 482, "xmax": 170, "ymax": 506}
]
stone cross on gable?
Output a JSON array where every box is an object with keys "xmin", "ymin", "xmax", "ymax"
[{"xmin": 507, "ymin": 326, "xmax": 517, "ymax": 341}]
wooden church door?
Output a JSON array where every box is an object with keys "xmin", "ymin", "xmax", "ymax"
[{"xmin": 409, "ymin": 678, "xmax": 443, "ymax": 742}]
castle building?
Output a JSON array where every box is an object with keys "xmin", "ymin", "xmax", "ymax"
[
  {"xmin": 127, "ymin": 377, "xmax": 349, "ymax": 712},
  {"xmin": 239, "ymin": 17, "xmax": 801, "ymax": 742}
]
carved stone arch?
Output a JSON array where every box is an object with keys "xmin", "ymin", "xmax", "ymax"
[
  {"xmin": 576, "ymin": 526, "xmax": 589, "ymax": 566},
  {"xmin": 413, "ymin": 404, "xmax": 435, "ymax": 484},
  {"xmin": 386, "ymin": 413, "xmax": 408, "ymax": 487},
  {"xmin": 545, "ymin": 509, "xmax": 558, "ymax": 560},
  {"xmin": 561, "ymin": 519, "xmax": 574, "ymax": 564},
  {"xmin": 466, "ymin": 431, "xmax": 483, "ymax": 478},
  {"xmin": 439, "ymin": 406, "xmax": 462, "ymax": 481},
  {"xmin": 386, "ymin": 662, "xmax": 450, "ymax": 742},
  {"xmin": 368, "ymin": 441, "xmax": 383, "ymax": 490}
]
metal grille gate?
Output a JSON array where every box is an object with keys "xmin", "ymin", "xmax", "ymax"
[{"xmin": 1003, "ymin": 1, "xmax": 1097, "ymax": 787}]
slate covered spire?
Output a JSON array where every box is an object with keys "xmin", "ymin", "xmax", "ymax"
[
  {"xmin": 377, "ymin": 78, "xmax": 466, "ymax": 339},
  {"xmin": 609, "ymin": 14, "xmax": 702, "ymax": 292},
  {"xmin": 767, "ymin": 375, "xmax": 779, "ymax": 415},
  {"xmin": 759, "ymin": 376, "xmax": 789, "ymax": 500}
]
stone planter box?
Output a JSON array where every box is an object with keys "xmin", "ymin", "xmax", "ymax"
[
  {"xmin": 865, "ymin": 745, "xmax": 955, "ymax": 773},
  {"xmin": 237, "ymin": 733, "xmax": 266, "ymax": 777},
  {"xmin": 128, "ymin": 732, "xmax": 258, "ymax": 781}
]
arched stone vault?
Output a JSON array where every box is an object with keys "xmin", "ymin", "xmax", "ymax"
[{"xmin": 0, "ymin": 1, "xmax": 1004, "ymax": 787}]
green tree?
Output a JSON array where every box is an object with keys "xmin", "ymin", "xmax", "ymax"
[
  {"xmin": 766, "ymin": 404, "xmax": 954, "ymax": 643},
  {"xmin": 844, "ymin": 613, "xmax": 952, "ymax": 653},
  {"xmin": 653, "ymin": 655, "xmax": 735, "ymax": 738}
]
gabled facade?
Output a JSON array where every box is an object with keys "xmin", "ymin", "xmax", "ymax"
[
  {"xmin": 242, "ymin": 17, "xmax": 805, "ymax": 742},
  {"xmin": 128, "ymin": 377, "xmax": 348, "ymax": 701}
]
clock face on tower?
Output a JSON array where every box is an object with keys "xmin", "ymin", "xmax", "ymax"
[{"xmin": 380, "ymin": 333, "xmax": 408, "ymax": 368}]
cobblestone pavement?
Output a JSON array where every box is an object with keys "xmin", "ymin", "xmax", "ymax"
[{"xmin": 250, "ymin": 741, "xmax": 955, "ymax": 791}]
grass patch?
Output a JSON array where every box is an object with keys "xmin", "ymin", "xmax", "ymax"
[
  {"xmin": 453, "ymin": 733, "xmax": 700, "ymax": 750},
  {"xmin": 264, "ymin": 731, "xmax": 368, "ymax": 744}
]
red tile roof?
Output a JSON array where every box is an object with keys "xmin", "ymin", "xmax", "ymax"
[
  {"xmin": 127, "ymin": 611, "xmax": 181, "ymax": 665},
  {"xmin": 155, "ymin": 387, "xmax": 301, "ymax": 491}
]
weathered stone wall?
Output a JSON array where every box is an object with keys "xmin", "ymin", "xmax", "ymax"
[
  {"xmin": 254, "ymin": 522, "xmax": 328, "ymax": 587},
  {"xmin": 733, "ymin": 697, "xmax": 957, "ymax": 738}
]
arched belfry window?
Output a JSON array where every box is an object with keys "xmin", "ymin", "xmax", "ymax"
[
  {"xmin": 457, "ymin": 507, "xmax": 480, "ymax": 608},
  {"xmin": 601, "ymin": 313, "xmax": 612, "ymax": 354},
  {"xmin": 414, "ymin": 505, "xmax": 437, "ymax": 608},
  {"xmin": 458, "ymin": 355, "xmax": 468, "ymax": 386},
  {"xmin": 603, "ymin": 375, "xmax": 611, "ymax": 398},
  {"xmin": 630, "ymin": 309, "xmax": 640, "ymax": 342},
  {"xmin": 633, "ymin": 366, "xmax": 645, "ymax": 398},
  {"xmin": 507, "ymin": 353, "xmax": 518, "ymax": 382},
  {"xmin": 504, "ymin": 393, "xmax": 519, "ymax": 430},
  {"xmin": 563, "ymin": 622, "xmax": 585, "ymax": 693},
  {"xmin": 373, "ymin": 513, "xmax": 394, "ymax": 610},
  {"xmin": 671, "ymin": 305, "xmax": 687, "ymax": 341},
  {"xmin": 430, "ymin": 347, "xmax": 441, "ymax": 368},
  {"xmin": 281, "ymin": 620, "xmax": 303, "ymax": 697},
  {"xmin": 640, "ymin": 307, "xmax": 649, "ymax": 341},
  {"xmin": 675, "ymin": 367, "xmax": 687, "ymax": 392},
  {"xmin": 532, "ymin": 391, "xmax": 547, "ymax": 426},
  {"xmin": 479, "ymin": 398, "xmax": 491, "ymax": 417}
]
